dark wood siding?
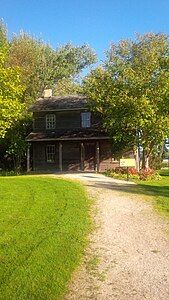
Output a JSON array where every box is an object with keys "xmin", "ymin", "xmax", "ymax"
[
  {"xmin": 33, "ymin": 141, "xmax": 80, "ymax": 171},
  {"xmin": 62, "ymin": 142, "xmax": 80, "ymax": 171},
  {"xmin": 33, "ymin": 142, "xmax": 59, "ymax": 171},
  {"xmin": 33, "ymin": 111, "xmax": 100, "ymax": 132},
  {"xmin": 99, "ymin": 140, "xmax": 119, "ymax": 172},
  {"xmin": 32, "ymin": 140, "xmax": 118, "ymax": 172}
]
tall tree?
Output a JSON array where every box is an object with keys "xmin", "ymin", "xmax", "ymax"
[
  {"xmin": 0, "ymin": 22, "xmax": 25, "ymax": 138},
  {"xmin": 84, "ymin": 34, "xmax": 169, "ymax": 168},
  {"xmin": 8, "ymin": 34, "xmax": 96, "ymax": 106},
  {"xmin": 1, "ymin": 25, "xmax": 96, "ymax": 170},
  {"xmin": 53, "ymin": 77, "xmax": 83, "ymax": 96}
]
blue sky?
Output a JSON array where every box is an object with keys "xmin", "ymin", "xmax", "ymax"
[{"xmin": 1, "ymin": 0, "xmax": 169, "ymax": 62}]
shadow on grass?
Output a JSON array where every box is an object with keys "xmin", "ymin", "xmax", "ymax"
[
  {"xmin": 159, "ymin": 169, "xmax": 169, "ymax": 176},
  {"xmin": 86, "ymin": 179, "xmax": 169, "ymax": 200}
]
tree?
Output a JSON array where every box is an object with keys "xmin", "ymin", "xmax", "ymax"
[
  {"xmin": 0, "ymin": 22, "xmax": 25, "ymax": 138},
  {"xmin": 84, "ymin": 34, "xmax": 169, "ymax": 168},
  {"xmin": 0, "ymin": 25, "xmax": 96, "ymax": 170},
  {"xmin": 1, "ymin": 116, "xmax": 32, "ymax": 172},
  {"xmin": 8, "ymin": 34, "xmax": 96, "ymax": 106},
  {"xmin": 53, "ymin": 77, "xmax": 83, "ymax": 96}
]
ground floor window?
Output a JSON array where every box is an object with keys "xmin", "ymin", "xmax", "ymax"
[{"xmin": 46, "ymin": 145, "xmax": 55, "ymax": 162}]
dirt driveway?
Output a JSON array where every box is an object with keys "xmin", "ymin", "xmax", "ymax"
[{"xmin": 59, "ymin": 173, "xmax": 169, "ymax": 300}]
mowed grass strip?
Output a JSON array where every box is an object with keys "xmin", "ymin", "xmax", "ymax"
[
  {"xmin": 0, "ymin": 176, "xmax": 91, "ymax": 299},
  {"xmin": 138, "ymin": 170, "xmax": 169, "ymax": 217}
]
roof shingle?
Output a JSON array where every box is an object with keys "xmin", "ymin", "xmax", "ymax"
[
  {"xmin": 26, "ymin": 129, "xmax": 109, "ymax": 141},
  {"xmin": 29, "ymin": 95, "xmax": 88, "ymax": 112}
]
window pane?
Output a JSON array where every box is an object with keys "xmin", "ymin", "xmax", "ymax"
[
  {"xmin": 46, "ymin": 145, "xmax": 55, "ymax": 162},
  {"xmin": 46, "ymin": 114, "xmax": 56, "ymax": 129}
]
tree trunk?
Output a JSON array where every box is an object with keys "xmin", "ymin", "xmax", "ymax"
[
  {"xmin": 134, "ymin": 146, "xmax": 140, "ymax": 172},
  {"xmin": 145, "ymin": 156, "xmax": 149, "ymax": 169},
  {"xmin": 142, "ymin": 148, "xmax": 149, "ymax": 169}
]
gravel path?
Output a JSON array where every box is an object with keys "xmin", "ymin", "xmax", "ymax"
[{"xmin": 60, "ymin": 173, "xmax": 169, "ymax": 300}]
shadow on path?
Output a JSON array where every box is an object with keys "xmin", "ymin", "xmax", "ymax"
[{"xmin": 86, "ymin": 179, "xmax": 169, "ymax": 200}]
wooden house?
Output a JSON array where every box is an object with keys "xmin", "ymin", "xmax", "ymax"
[{"xmin": 26, "ymin": 92, "xmax": 119, "ymax": 172}]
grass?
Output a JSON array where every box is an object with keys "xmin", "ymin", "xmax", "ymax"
[
  {"xmin": 129, "ymin": 170, "xmax": 169, "ymax": 217},
  {"xmin": 127, "ymin": 170, "xmax": 169, "ymax": 217},
  {"xmin": 138, "ymin": 169, "xmax": 169, "ymax": 217},
  {"xmin": 0, "ymin": 176, "xmax": 91, "ymax": 300},
  {"xmin": 105, "ymin": 168, "xmax": 169, "ymax": 218}
]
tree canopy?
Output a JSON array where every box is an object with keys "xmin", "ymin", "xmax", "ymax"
[
  {"xmin": 84, "ymin": 33, "xmax": 169, "ymax": 167},
  {"xmin": 1, "ymin": 21, "xmax": 169, "ymax": 171},
  {"xmin": 0, "ymin": 22, "xmax": 25, "ymax": 138},
  {"xmin": 0, "ymin": 21, "xmax": 96, "ymax": 169},
  {"xmin": 8, "ymin": 34, "xmax": 96, "ymax": 106}
]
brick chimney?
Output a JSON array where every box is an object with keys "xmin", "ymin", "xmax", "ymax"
[{"xmin": 43, "ymin": 89, "xmax": 52, "ymax": 98}]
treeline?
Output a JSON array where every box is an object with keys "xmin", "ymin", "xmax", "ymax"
[
  {"xmin": 0, "ymin": 21, "xmax": 169, "ymax": 171},
  {"xmin": 0, "ymin": 21, "xmax": 96, "ymax": 171},
  {"xmin": 84, "ymin": 34, "xmax": 169, "ymax": 169}
]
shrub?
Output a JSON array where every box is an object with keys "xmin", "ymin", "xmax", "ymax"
[
  {"xmin": 105, "ymin": 167, "xmax": 161, "ymax": 181},
  {"xmin": 0, "ymin": 169, "xmax": 24, "ymax": 176},
  {"xmin": 139, "ymin": 168, "xmax": 161, "ymax": 181},
  {"xmin": 128, "ymin": 167, "xmax": 138, "ymax": 175},
  {"xmin": 105, "ymin": 167, "xmax": 139, "ymax": 180}
]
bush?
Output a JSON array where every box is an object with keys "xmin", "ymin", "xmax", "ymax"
[
  {"xmin": 105, "ymin": 167, "xmax": 161, "ymax": 181},
  {"xmin": 161, "ymin": 161, "xmax": 169, "ymax": 168},
  {"xmin": 105, "ymin": 167, "xmax": 139, "ymax": 180},
  {"xmin": 0, "ymin": 169, "xmax": 24, "ymax": 176},
  {"xmin": 139, "ymin": 168, "xmax": 161, "ymax": 181}
]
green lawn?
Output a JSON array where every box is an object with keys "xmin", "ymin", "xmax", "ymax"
[
  {"xmin": 0, "ymin": 176, "xmax": 91, "ymax": 300},
  {"xmin": 131, "ymin": 170, "xmax": 169, "ymax": 217},
  {"xmin": 138, "ymin": 169, "xmax": 169, "ymax": 217},
  {"xmin": 106, "ymin": 169, "xmax": 169, "ymax": 218}
]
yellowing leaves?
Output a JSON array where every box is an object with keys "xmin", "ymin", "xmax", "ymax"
[{"xmin": 0, "ymin": 25, "xmax": 25, "ymax": 138}]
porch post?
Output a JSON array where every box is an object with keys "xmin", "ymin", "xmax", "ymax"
[
  {"xmin": 80, "ymin": 142, "xmax": 84, "ymax": 171},
  {"xmin": 27, "ymin": 143, "xmax": 31, "ymax": 172},
  {"xmin": 96, "ymin": 141, "xmax": 100, "ymax": 173},
  {"xmin": 59, "ymin": 142, "xmax": 63, "ymax": 171}
]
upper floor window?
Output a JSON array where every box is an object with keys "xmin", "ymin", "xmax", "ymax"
[
  {"xmin": 46, "ymin": 114, "xmax": 56, "ymax": 129},
  {"xmin": 81, "ymin": 112, "xmax": 91, "ymax": 128}
]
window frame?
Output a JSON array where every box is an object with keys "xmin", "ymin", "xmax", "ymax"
[
  {"xmin": 46, "ymin": 145, "xmax": 55, "ymax": 163},
  {"xmin": 81, "ymin": 112, "xmax": 91, "ymax": 128},
  {"xmin": 46, "ymin": 114, "xmax": 56, "ymax": 130}
]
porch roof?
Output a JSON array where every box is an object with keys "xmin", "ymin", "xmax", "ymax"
[{"xmin": 26, "ymin": 129, "xmax": 110, "ymax": 142}]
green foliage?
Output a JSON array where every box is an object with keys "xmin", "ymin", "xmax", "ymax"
[
  {"xmin": 0, "ymin": 21, "xmax": 8, "ymax": 63},
  {"xmin": 53, "ymin": 77, "xmax": 83, "ymax": 96},
  {"xmin": 159, "ymin": 169, "xmax": 169, "ymax": 176},
  {"xmin": 0, "ymin": 116, "xmax": 32, "ymax": 171},
  {"xmin": 0, "ymin": 176, "xmax": 91, "ymax": 299},
  {"xmin": 0, "ymin": 22, "xmax": 25, "ymax": 138},
  {"xmin": 105, "ymin": 169, "xmax": 169, "ymax": 217},
  {"xmin": 84, "ymin": 34, "xmax": 169, "ymax": 167},
  {"xmin": 0, "ymin": 22, "xmax": 96, "ymax": 169},
  {"xmin": 139, "ymin": 172, "xmax": 169, "ymax": 216},
  {"xmin": 105, "ymin": 167, "xmax": 160, "ymax": 181},
  {"xmin": 8, "ymin": 34, "xmax": 96, "ymax": 105}
]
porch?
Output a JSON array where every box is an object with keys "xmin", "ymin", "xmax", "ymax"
[{"xmin": 27, "ymin": 140, "xmax": 101, "ymax": 172}]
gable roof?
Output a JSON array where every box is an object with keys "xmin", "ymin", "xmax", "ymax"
[{"xmin": 29, "ymin": 95, "xmax": 88, "ymax": 112}]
